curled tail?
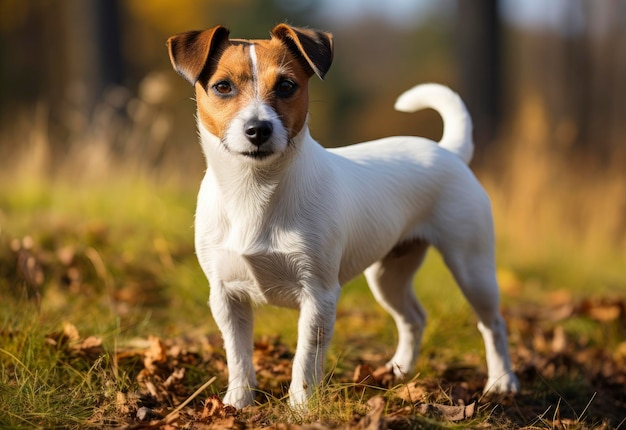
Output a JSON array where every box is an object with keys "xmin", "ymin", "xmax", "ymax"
[{"xmin": 394, "ymin": 83, "xmax": 474, "ymax": 165}]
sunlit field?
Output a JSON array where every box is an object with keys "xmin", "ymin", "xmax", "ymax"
[{"xmin": 1, "ymin": 88, "xmax": 625, "ymax": 428}]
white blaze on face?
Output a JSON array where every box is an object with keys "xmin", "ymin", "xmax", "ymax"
[
  {"xmin": 249, "ymin": 43, "xmax": 260, "ymax": 98},
  {"xmin": 221, "ymin": 42, "xmax": 288, "ymax": 159}
]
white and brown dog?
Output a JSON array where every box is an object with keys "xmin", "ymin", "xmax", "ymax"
[{"xmin": 167, "ymin": 24, "xmax": 519, "ymax": 409}]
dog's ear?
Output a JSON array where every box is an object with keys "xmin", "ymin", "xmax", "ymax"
[
  {"xmin": 167, "ymin": 26, "xmax": 230, "ymax": 85},
  {"xmin": 271, "ymin": 24, "xmax": 333, "ymax": 80}
]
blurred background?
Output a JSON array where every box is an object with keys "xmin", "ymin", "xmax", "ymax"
[{"xmin": 0, "ymin": 0, "xmax": 624, "ymax": 277}]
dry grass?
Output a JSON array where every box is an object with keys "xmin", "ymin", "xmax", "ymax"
[{"xmin": 481, "ymin": 91, "xmax": 625, "ymax": 295}]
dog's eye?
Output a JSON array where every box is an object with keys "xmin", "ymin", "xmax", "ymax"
[
  {"xmin": 213, "ymin": 81, "xmax": 234, "ymax": 96},
  {"xmin": 275, "ymin": 79, "xmax": 297, "ymax": 98}
]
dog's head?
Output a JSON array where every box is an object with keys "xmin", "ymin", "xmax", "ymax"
[{"xmin": 167, "ymin": 24, "xmax": 333, "ymax": 164}]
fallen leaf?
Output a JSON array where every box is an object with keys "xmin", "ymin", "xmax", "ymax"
[
  {"xmin": 579, "ymin": 298, "xmax": 624, "ymax": 322},
  {"xmin": 548, "ymin": 289, "xmax": 574, "ymax": 306},
  {"xmin": 144, "ymin": 336, "xmax": 167, "ymax": 372},
  {"xmin": 352, "ymin": 363, "xmax": 395, "ymax": 393},
  {"xmin": 416, "ymin": 402, "xmax": 476, "ymax": 421},
  {"xmin": 353, "ymin": 363, "xmax": 375, "ymax": 385},
  {"xmin": 144, "ymin": 380, "xmax": 159, "ymax": 399},
  {"xmin": 200, "ymin": 396, "xmax": 227, "ymax": 420},
  {"xmin": 44, "ymin": 323, "xmax": 103, "ymax": 360},
  {"xmin": 163, "ymin": 367, "xmax": 185, "ymax": 388},
  {"xmin": 356, "ymin": 396, "xmax": 385, "ymax": 430},
  {"xmin": 63, "ymin": 322, "xmax": 80, "ymax": 342},
  {"xmin": 371, "ymin": 365, "xmax": 395, "ymax": 387},
  {"xmin": 199, "ymin": 396, "xmax": 241, "ymax": 429},
  {"xmin": 550, "ymin": 325, "xmax": 567, "ymax": 353},
  {"xmin": 394, "ymin": 382, "xmax": 427, "ymax": 403},
  {"xmin": 136, "ymin": 406, "xmax": 163, "ymax": 422},
  {"xmin": 71, "ymin": 335, "xmax": 103, "ymax": 360}
]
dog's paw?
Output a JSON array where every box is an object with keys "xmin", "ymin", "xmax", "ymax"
[
  {"xmin": 288, "ymin": 386, "xmax": 310, "ymax": 412},
  {"xmin": 483, "ymin": 372, "xmax": 520, "ymax": 395},
  {"xmin": 223, "ymin": 387, "xmax": 255, "ymax": 409},
  {"xmin": 386, "ymin": 359, "xmax": 412, "ymax": 380}
]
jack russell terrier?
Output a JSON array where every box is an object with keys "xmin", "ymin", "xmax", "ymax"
[{"xmin": 167, "ymin": 24, "xmax": 519, "ymax": 409}]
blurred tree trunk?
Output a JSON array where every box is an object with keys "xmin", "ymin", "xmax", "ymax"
[
  {"xmin": 456, "ymin": 0, "xmax": 501, "ymax": 159},
  {"xmin": 582, "ymin": 1, "xmax": 625, "ymax": 161},
  {"xmin": 62, "ymin": 0, "xmax": 123, "ymax": 115}
]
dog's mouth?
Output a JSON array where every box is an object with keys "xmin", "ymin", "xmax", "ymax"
[{"xmin": 240, "ymin": 150, "xmax": 274, "ymax": 160}]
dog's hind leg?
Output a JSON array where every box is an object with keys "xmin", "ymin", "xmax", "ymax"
[
  {"xmin": 364, "ymin": 240, "xmax": 429, "ymax": 378},
  {"xmin": 438, "ymin": 240, "xmax": 520, "ymax": 394}
]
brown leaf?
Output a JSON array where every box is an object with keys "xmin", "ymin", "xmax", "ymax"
[
  {"xmin": 144, "ymin": 336, "xmax": 167, "ymax": 372},
  {"xmin": 394, "ymin": 382, "xmax": 427, "ymax": 403},
  {"xmin": 63, "ymin": 322, "xmax": 80, "ymax": 342},
  {"xmin": 353, "ymin": 363, "xmax": 375, "ymax": 385},
  {"xmin": 163, "ymin": 367, "xmax": 185, "ymax": 388},
  {"xmin": 356, "ymin": 396, "xmax": 385, "ymax": 430},
  {"xmin": 352, "ymin": 363, "xmax": 395, "ymax": 389},
  {"xmin": 200, "ymin": 395, "xmax": 237, "ymax": 421},
  {"xmin": 71, "ymin": 335, "xmax": 104, "ymax": 359},
  {"xmin": 371, "ymin": 365, "xmax": 395, "ymax": 387},
  {"xmin": 579, "ymin": 298, "xmax": 624, "ymax": 322},
  {"xmin": 197, "ymin": 396, "xmax": 243, "ymax": 429},
  {"xmin": 200, "ymin": 396, "xmax": 224, "ymax": 420},
  {"xmin": 416, "ymin": 402, "xmax": 476, "ymax": 421},
  {"xmin": 136, "ymin": 406, "xmax": 163, "ymax": 422},
  {"xmin": 144, "ymin": 380, "xmax": 159, "ymax": 399},
  {"xmin": 44, "ymin": 323, "xmax": 102, "ymax": 360},
  {"xmin": 550, "ymin": 325, "xmax": 567, "ymax": 353}
]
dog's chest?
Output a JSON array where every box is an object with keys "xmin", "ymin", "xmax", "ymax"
[
  {"xmin": 213, "ymin": 246, "xmax": 305, "ymax": 307},
  {"xmin": 195, "ymin": 162, "xmax": 340, "ymax": 307},
  {"xmin": 216, "ymin": 230, "xmax": 314, "ymax": 308},
  {"xmin": 197, "ymin": 206, "xmax": 311, "ymax": 308}
]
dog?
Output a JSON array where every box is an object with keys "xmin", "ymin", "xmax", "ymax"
[{"xmin": 167, "ymin": 24, "xmax": 520, "ymax": 409}]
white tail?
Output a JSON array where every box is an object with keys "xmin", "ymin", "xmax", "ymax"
[{"xmin": 394, "ymin": 83, "xmax": 474, "ymax": 165}]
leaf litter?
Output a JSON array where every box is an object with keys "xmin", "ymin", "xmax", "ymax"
[
  {"xmin": 38, "ymin": 297, "xmax": 626, "ymax": 429},
  {"xmin": 3, "ymin": 235, "xmax": 626, "ymax": 428}
]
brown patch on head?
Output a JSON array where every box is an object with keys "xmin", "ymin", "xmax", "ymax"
[
  {"xmin": 167, "ymin": 26, "xmax": 230, "ymax": 85},
  {"xmin": 252, "ymin": 38, "xmax": 313, "ymax": 139},
  {"xmin": 270, "ymin": 24, "xmax": 333, "ymax": 80},
  {"xmin": 195, "ymin": 41, "xmax": 258, "ymax": 139}
]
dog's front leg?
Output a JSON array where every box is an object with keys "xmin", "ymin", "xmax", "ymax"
[
  {"xmin": 289, "ymin": 285, "xmax": 341, "ymax": 409},
  {"xmin": 209, "ymin": 285, "xmax": 256, "ymax": 408}
]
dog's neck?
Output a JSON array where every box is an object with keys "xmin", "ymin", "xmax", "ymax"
[{"xmin": 198, "ymin": 122, "xmax": 321, "ymax": 217}]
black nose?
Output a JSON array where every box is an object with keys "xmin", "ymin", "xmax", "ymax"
[{"xmin": 244, "ymin": 120, "xmax": 273, "ymax": 146}]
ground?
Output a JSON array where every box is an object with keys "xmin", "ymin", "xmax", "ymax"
[{"xmin": 1, "ymin": 214, "xmax": 625, "ymax": 429}]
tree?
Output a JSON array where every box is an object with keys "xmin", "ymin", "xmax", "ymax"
[{"xmin": 456, "ymin": 0, "xmax": 501, "ymax": 159}]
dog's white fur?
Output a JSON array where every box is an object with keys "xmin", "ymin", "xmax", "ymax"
[{"xmin": 169, "ymin": 26, "xmax": 519, "ymax": 409}]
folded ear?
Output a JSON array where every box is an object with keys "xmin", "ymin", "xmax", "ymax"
[
  {"xmin": 167, "ymin": 26, "xmax": 230, "ymax": 85},
  {"xmin": 271, "ymin": 24, "xmax": 333, "ymax": 80}
]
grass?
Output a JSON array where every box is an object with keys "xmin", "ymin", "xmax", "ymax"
[
  {"xmin": 1, "ymin": 313, "xmax": 111, "ymax": 428},
  {"xmin": 1, "ymin": 91, "xmax": 625, "ymax": 428}
]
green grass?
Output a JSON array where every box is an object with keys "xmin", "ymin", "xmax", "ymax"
[
  {"xmin": 1, "ymin": 172, "xmax": 626, "ymax": 428},
  {"xmin": 1, "ymin": 311, "xmax": 114, "ymax": 428},
  {"xmin": 0, "ymin": 177, "xmax": 209, "ymax": 428}
]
